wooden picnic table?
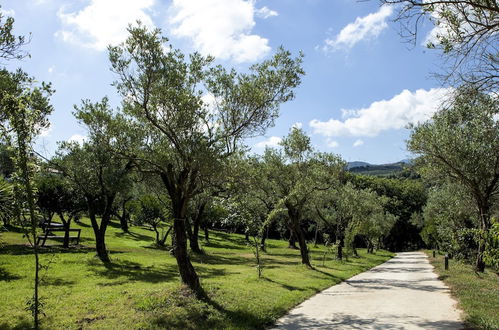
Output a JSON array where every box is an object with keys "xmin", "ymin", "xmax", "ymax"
[{"xmin": 37, "ymin": 221, "xmax": 81, "ymax": 247}]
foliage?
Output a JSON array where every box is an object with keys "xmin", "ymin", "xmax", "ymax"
[
  {"xmin": 257, "ymin": 128, "xmax": 345, "ymax": 266},
  {"xmin": 409, "ymin": 86, "xmax": 499, "ymax": 271},
  {"xmin": 349, "ymin": 173, "xmax": 427, "ymax": 251},
  {"xmin": 130, "ymin": 194, "xmax": 172, "ymax": 247},
  {"xmin": 0, "ymin": 7, "xmax": 29, "ymax": 61},
  {"xmin": 483, "ymin": 218, "xmax": 499, "ymax": 272},
  {"xmin": 0, "ymin": 64, "xmax": 53, "ymax": 329},
  {"xmin": 55, "ymin": 98, "xmax": 133, "ymax": 262},
  {"xmin": 421, "ymin": 182, "xmax": 477, "ymax": 260},
  {"xmin": 107, "ymin": 23, "xmax": 304, "ymax": 292},
  {"xmin": 0, "ymin": 177, "xmax": 13, "ymax": 226},
  {"xmin": 0, "ymin": 143, "xmax": 15, "ymax": 178}
]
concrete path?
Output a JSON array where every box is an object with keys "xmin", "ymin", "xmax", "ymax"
[{"xmin": 275, "ymin": 252, "xmax": 463, "ymax": 329}]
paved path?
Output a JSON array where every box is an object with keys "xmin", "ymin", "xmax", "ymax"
[{"xmin": 275, "ymin": 252, "xmax": 462, "ymax": 329}]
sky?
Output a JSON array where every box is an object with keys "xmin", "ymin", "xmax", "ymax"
[{"xmin": 1, "ymin": 0, "xmax": 448, "ymax": 164}]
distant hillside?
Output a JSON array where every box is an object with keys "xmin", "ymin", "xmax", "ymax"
[
  {"xmin": 347, "ymin": 160, "xmax": 411, "ymax": 177},
  {"xmin": 346, "ymin": 161, "xmax": 371, "ymax": 170}
]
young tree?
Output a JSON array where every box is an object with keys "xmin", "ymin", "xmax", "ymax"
[
  {"xmin": 108, "ymin": 24, "xmax": 304, "ymax": 293},
  {"xmin": 408, "ymin": 87, "xmax": 499, "ymax": 271},
  {"xmin": 0, "ymin": 69, "xmax": 53, "ymax": 329},
  {"xmin": 382, "ymin": 0, "xmax": 499, "ymax": 92}
]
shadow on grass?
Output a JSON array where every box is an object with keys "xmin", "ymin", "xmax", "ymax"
[
  {"xmin": 312, "ymin": 267, "xmax": 340, "ymax": 280},
  {"xmin": 0, "ymin": 267, "xmax": 22, "ymax": 281},
  {"xmin": 88, "ymin": 259, "xmax": 179, "ymax": 283},
  {"xmin": 138, "ymin": 285, "xmax": 274, "ymax": 329},
  {"xmin": 114, "ymin": 230, "xmax": 154, "ymax": 242},
  {"xmin": 42, "ymin": 277, "xmax": 76, "ymax": 286},
  {"xmin": 0, "ymin": 244, "xmax": 96, "ymax": 255},
  {"xmin": 74, "ymin": 221, "xmax": 91, "ymax": 227},
  {"xmin": 203, "ymin": 239, "xmax": 246, "ymax": 250},
  {"xmin": 262, "ymin": 276, "xmax": 306, "ymax": 292},
  {"xmin": 0, "ymin": 318, "xmax": 32, "ymax": 330},
  {"xmin": 190, "ymin": 252, "xmax": 251, "ymax": 266}
]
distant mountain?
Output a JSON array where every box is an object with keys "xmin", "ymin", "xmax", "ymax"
[
  {"xmin": 347, "ymin": 160, "xmax": 412, "ymax": 177},
  {"xmin": 346, "ymin": 161, "xmax": 371, "ymax": 170}
]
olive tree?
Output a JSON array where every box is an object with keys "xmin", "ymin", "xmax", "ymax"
[
  {"xmin": 264, "ymin": 128, "xmax": 345, "ymax": 266},
  {"xmin": 408, "ymin": 87, "xmax": 499, "ymax": 271},
  {"xmin": 108, "ymin": 24, "xmax": 304, "ymax": 293},
  {"xmin": 421, "ymin": 182, "xmax": 477, "ymax": 259},
  {"xmin": 55, "ymin": 98, "xmax": 133, "ymax": 262}
]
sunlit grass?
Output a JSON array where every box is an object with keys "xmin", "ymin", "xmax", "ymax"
[
  {"xmin": 0, "ymin": 219, "xmax": 393, "ymax": 329},
  {"xmin": 426, "ymin": 251, "xmax": 499, "ymax": 330}
]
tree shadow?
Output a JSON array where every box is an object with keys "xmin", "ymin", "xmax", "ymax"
[
  {"xmin": 74, "ymin": 221, "xmax": 91, "ymax": 227},
  {"xmin": 195, "ymin": 264, "xmax": 239, "ymax": 279},
  {"xmin": 203, "ymin": 239, "xmax": 246, "ymax": 250},
  {"xmin": 0, "ymin": 267, "xmax": 22, "ymax": 281},
  {"xmin": 114, "ymin": 230, "xmax": 154, "ymax": 242},
  {"xmin": 87, "ymin": 259, "xmax": 178, "ymax": 283},
  {"xmin": 0, "ymin": 244, "xmax": 96, "ymax": 255},
  {"xmin": 190, "ymin": 252, "xmax": 251, "ymax": 266},
  {"xmin": 42, "ymin": 277, "xmax": 76, "ymax": 286},
  {"xmin": 275, "ymin": 312, "xmax": 462, "ymax": 329},
  {"xmin": 262, "ymin": 277, "xmax": 306, "ymax": 292},
  {"xmin": 312, "ymin": 267, "xmax": 340, "ymax": 280},
  {"xmin": 0, "ymin": 318, "xmax": 33, "ymax": 330}
]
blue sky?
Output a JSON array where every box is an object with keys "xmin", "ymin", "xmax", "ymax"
[{"xmin": 1, "ymin": 0, "xmax": 448, "ymax": 164}]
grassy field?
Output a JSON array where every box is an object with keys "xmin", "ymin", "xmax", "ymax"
[
  {"xmin": 426, "ymin": 251, "xmax": 499, "ymax": 330},
  {"xmin": 0, "ymin": 219, "xmax": 393, "ymax": 329}
]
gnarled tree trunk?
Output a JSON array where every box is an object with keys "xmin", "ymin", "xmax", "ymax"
[
  {"xmin": 87, "ymin": 194, "xmax": 114, "ymax": 263},
  {"xmin": 161, "ymin": 172, "xmax": 201, "ymax": 294}
]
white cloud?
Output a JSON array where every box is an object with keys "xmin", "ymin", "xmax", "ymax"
[
  {"xmin": 309, "ymin": 88, "xmax": 451, "ymax": 137},
  {"xmin": 327, "ymin": 139, "xmax": 339, "ymax": 148},
  {"xmin": 56, "ymin": 0, "xmax": 155, "ymax": 51},
  {"xmin": 169, "ymin": 0, "xmax": 274, "ymax": 63},
  {"xmin": 256, "ymin": 6, "xmax": 278, "ymax": 19},
  {"xmin": 353, "ymin": 139, "xmax": 364, "ymax": 147},
  {"xmin": 0, "ymin": 8, "xmax": 15, "ymax": 17},
  {"xmin": 48, "ymin": 66, "xmax": 55, "ymax": 74},
  {"xmin": 324, "ymin": 5, "xmax": 393, "ymax": 51},
  {"xmin": 68, "ymin": 134, "xmax": 88, "ymax": 145},
  {"xmin": 292, "ymin": 122, "xmax": 303, "ymax": 129},
  {"xmin": 255, "ymin": 136, "xmax": 282, "ymax": 149}
]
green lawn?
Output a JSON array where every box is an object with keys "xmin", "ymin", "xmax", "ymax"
[
  {"xmin": 426, "ymin": 251, "xmax": 499, "ymax": 330},
  {"xmin": 0, "ymin": 219, "xmax": 393, "ymax": 329}
]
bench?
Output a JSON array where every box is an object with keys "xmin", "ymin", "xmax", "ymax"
[{"xmin": 37, "ymin": 222, "xmax": 81, "ymax": 247}]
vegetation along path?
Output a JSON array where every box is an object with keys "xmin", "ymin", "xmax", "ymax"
[{"xmin": 275, "ymin": 252, "xmax": 462, "ymax": 329}]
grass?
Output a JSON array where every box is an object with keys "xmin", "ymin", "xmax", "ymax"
[
  {"xmin": 426, "ymin": 251, "xmax": 499, "ymax": 330},
  {"xmin": 0, "ymin": 219, "xmax": 393, "ymax": 329}
]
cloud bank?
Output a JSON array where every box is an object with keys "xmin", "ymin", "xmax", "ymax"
[
  {"xmin": 310, "ymin": 88, "xmax": 450, "ymax": 137},
  {"xmin": 56, "ymin": 0, "xmax": 155, "ymax": 51},
  {"xmin": 169, "ymin": 0, "xmax": 275, "ymax": 63}
]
